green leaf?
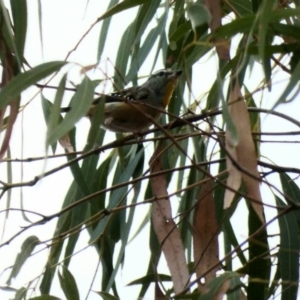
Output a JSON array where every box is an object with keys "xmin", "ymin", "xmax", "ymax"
[
  {"xmin": 10, "ymin": 0, "xmax": 27, "ymax": 59},
  {"xmin": 133, "ymin": 0, "xmax": 160, "ymax": 45},
  {"xmin": 169, "ymin": 21, "xmax": 192, "ymax": 43},
  {"xmin": 223, "ymin": 219, "xmax": 247, "ymax": 266},
  {"xmin": 94, "ymin": 291, "xmax": 119, "ymax": 300},
  {"xmin": 272, "ymin": 60, "xmax": 300, "ymax": 109},
  {"xmin": 98, "ymin": 0, "xmax": 150, "ymax": 22},
  {"xmin": 127, "ymin": 273, "xmax": 171, "ymax": 285},
  {"xmin": 279, "ymin": 172, "xmax": 300, "ymax": 223},
  {"xmin": 128, "ymin": 211, "xmax": 150, "ymax": 243},
  {"xmin": 40, "ymin": 186, "xmax": 75, "ymax": 293},
  {"xmin": 46, "ymin": 74, "xmax": 67, "ymax": 149},
  {"xmin": 270, "ymin": 7, "xmax": 300, "ymax": 22},
  {"xmin": 58, "ymin": 266, "xmax": 80, "ymax": 300},
  {"xmin": 214, "ymin": 7, "xmax": 299, "ymax": 34},
  {"xmin": 275, "ymin": 196, "xmax": 299, "ymax": 300},
  {"xmin": 47, "ymin": 75, "xmax": 94, "ymax": 145},
  {"xmin": 0, "ymin": 1, "xmax": 22, "ymax": 67},
  {"xmin": 13, "ymin": 287, "xmax": 28, "ymax": 300},
  {"xmin": 7, "ymin": 236, "xmax": 40, "ymax": 285},
  {"xmin": 219, "ymin": 77, "xmax": 238, "ymax": 145},
  {"xmin": 42, "ymin": 76, "xmax": 70, "ymax": 153},
  {"xmin": 213, "ymin": 15, "xmax": 255, "ymax": 39},
  {"xmin": 280, "ymin": 173, "xmax": 300, "ymax": 205},
  {"xmin": 97, "ymin": 0, "xmax": 119, "ymax": 61},
  {"xmin": 0, "ymin": 61, "xmax": 67, "ymax": 110},
  {"xmin": 126, "ymin": 14, "xmax": 164, "ymax": 82},
  {"xmin": 256, "ymin": 0, "xmax": 276, "ymax": 81},
  {"xmin": 270, "ymin": 23, "xmax": 300, "ymax": 40},
  {"xmin": 227, "ymin": 274, "xmax": 244, "ymax": 300},
  {"xmin": 151, "ymin": 8, "xmax": 169, "ymax": 72},
  {"xmin": 84, "ymin": 95, "xmax": 106, "ymax": 151},
  {"xmin": 89, "ymin": 150, "xmax": 144, "ymax": 243},
  {"xmin": 28, "ymin": 296, "xmax": 61, "ymax": 300},
  {"xmin": 114, "ymin": 22, "xmax": 136, "ymax": 88},
  {"xmin": 252, "ymin": 0, "xmax": 262, "ymax": 13},
  {"xmin": 247, "ymin": 201, "xmax": 270, "ymax": 299},
  {"xmin": 41, "ymin": 96, "xmax": 58, "ymax": 154},
  {"xmin": 224, "ymin": 0, "xmax": 252, "ymax": 16},
  {"xmin": 89, "ymin": 150, "xmax": 144, "ymax": 293},
  {"xmin": 267, "ymin": 264, "xmax": 281, "ymax": 298},
  {"xmin": 50, "ymin": 126, "xmax": 90, "ymax": 209},
  {"xmin": 106, "ymin": 150, "xmax": 144, "ymax": 289},
  {"xmin": 198, "ymin": 272, "xmax": 242, "ymax": 299},
  {"xmin": 246, "ymin": 43, "xmax": 298, "ymax": 56},
  {"xmin": 184, "ymin": 32, "xmax": 210, "ymax": 68}
]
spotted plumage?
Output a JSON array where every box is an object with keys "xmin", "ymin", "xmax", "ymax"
[{"xmin": 61, "ymin": 69, "xmax": 182, "ymax": 133}]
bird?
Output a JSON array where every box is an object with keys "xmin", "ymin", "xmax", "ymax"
[{"xmin": 61, "ymin": 69, "xmax": 182, "ymax": 133}]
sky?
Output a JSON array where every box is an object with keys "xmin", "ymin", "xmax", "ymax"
[{"xmin": 0, "ymin": 0, "xmax": 298, "ymax": 300}]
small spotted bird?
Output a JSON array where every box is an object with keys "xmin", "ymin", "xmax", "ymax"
[{"xmin": 61, "ymin": 69, "xmax": 182, "ymax": 133}]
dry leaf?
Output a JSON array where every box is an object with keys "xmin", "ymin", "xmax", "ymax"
[
  {"xmin": 224, "ymin": 138, "xmax": 242, "ymax": 209},
  {"xmin": 80, "ymin": 63, "xmax": 98, "ymax": 74},
  {"xmin": 59, "ymin": 133, "xmax": 74, "ymax": 153},
  {"xmin": 204, "ymin": 0, "xmax": 230, "ymax": 61},
  {"xmin": 150, "ymin": 143, "xmax": 190, "ymax": 294},
  {"xmin": 225, "ymin": 82, "xmax": 264, "ymax": 222},
  {"xmin": 193, "ymin": 177, "xmax": 219, "ymax": 293}
]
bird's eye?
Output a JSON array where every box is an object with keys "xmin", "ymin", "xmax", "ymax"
[{"xmin": 158, "ymin": 71, "xmax": 165, "ymax": 76}]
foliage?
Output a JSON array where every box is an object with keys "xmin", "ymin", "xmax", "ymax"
[{"xmin": 0, "ymin": 0, "xmax": 300, "ymax": 299}]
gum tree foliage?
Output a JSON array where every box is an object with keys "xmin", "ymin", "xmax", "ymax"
[{"xmin": 0, "ymin": 0, "xmax": 300, "ymax": 299}]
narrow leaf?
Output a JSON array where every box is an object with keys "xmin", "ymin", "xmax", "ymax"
[
  {"xmin": 46, "ymin": 74, "xmax": 67, "ymax": 147},
  {"xmin": 89, "ymin": 150, "xmax": 143, "ymax": 244},
  {"xmin": 225, "ymin": 81, "xmax": 264, "ymax": 222},
  {"xmin": 272, "ymin": 60, "xmax": 300, "ymax": 109},
  {"xmin": 98, "ymin": 0, "xmax": 150, "ymax": 22},
  {"xmin": 41, "ymin": 96, "xmax": 57, "ymax": 153},
  {"xmin": 256, "ymin": 0, "xmax": 276, "ymax": 81},
  {"xmin": 0, "ymin": 0, "xmax": 22, "ymax": 67},
  {"xmin": 199, "ymin": 272, "xmax": 242, "ymax": 300},
  {"xmin": 127, "ymin": 273, "xmax": 171, "ymax": 285},
  {"xmin": 280, "ymin": 172, "xmax": 300, "ymax": 223},
  {"xmin": 126, "ymin": 17, "xmax": 162, "ymax": 82},
  {"xmin": 276, "ymin": 196, "xmax": 299, "ymax": 300},
  {"xmin": 58, "ymin": 266, "xmax": 80, "ymax": 300},
  {"xmin": 150, "ymin": 142, "xmax": 189, "ymax": 294},
  {"xmin": 97, "ymin": 0, "xmax": 119, "ymax": 61},
  {"xmin": 13, "ymin": 287, "xmax": 28, "ymax": 300},
  {"xmin": 28, "ymin": 296, "xmax": 61, "ymax": 300},
  {"xmin": 247, "ymin": 200, "xmax": 270, "ymax": 299},
  {"xmin": 10, "ymin": 0, "xmax": 27, "ymax": 58},
  {"xmin": 193, "ymin": 177, "xmax": 219, "ymax": 292},
  {"xmin": 94, "ymin": 291, "xmax": 119, "ymax": 300},
  {"xmin": 47, "ymin": 76, "xmax": 94, "ymax": 145},
  {"xmin": 7, "ymin": 236, "xmax": 39, "ymax": 285},
  {"xmin": 0, "ymin": 61, "xmax": 67, "ymax": 110},
  {"xmin": 204, "ymin": 0, "xmax": 230, "ymax": 60}
]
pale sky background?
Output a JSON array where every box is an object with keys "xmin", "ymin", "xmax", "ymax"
[{"xmin": 0, "ymin": 0, "xmax": 298, "ymax": 299}]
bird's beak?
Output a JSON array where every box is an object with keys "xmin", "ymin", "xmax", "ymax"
[{"xmin": 170, "ymin": 70, "xmax": 182, "ymax": 82}]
